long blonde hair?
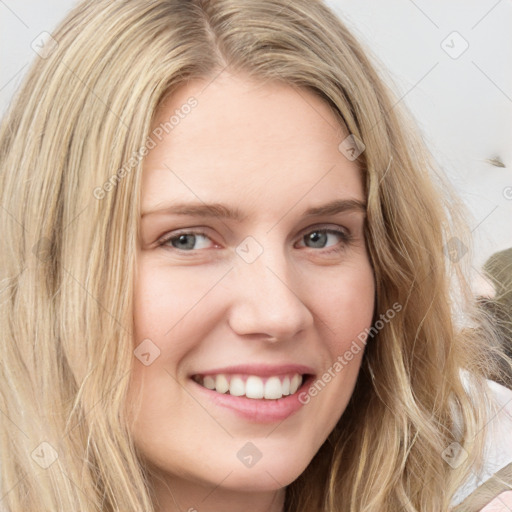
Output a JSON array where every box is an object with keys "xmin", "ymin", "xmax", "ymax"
[{"xmin": 0, "ymin": 1, "xmax": 509, "ymax": 510}]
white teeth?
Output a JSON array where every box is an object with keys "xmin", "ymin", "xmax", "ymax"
[
  {"xmin": 282, "ymin": 376, "xmax": 290, "ymax": 396},
  {"xmin": 289, "ymin": 374, "xmax": 302, "ymax": 395},
  {"xmin": 264, "ymin": 376, "xmax": 283, "ymax": 399},
  {"xmin": 229, "ymin": 376, "xmax": 245, "ymax": 397},
  {"xmin": 245, "ymin": 376, "xmax": 264, "ymax": 399},
  {"xmin": 203, "ymin": 375, "xmax": 216, "ymax": 390},
  {"xmin": 196, "ymin": 373, "xmax": 304, "ymax": 400},
  {"xmin": 215, "ymin": 374, "xmax": 229, "ymax": 394}
]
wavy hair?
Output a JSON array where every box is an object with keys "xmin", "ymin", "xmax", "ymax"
[{"xmin": 0, "ymin": 1, "xmax": 509, "ymax": 510}]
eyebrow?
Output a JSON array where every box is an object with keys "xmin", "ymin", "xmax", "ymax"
[{"xmin": 141, "ymin": 198, "xmax": 366, "ymax": 220}]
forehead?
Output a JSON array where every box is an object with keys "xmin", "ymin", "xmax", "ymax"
[{"xmin": 142, "ymin": 72, "xmax": 364, "ymax": 213}]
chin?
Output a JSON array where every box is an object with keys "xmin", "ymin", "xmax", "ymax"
[{"xmin": 222, "ymin": 450, "xmax": 314, "ymax": 492}]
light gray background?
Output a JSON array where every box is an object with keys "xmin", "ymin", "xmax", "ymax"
[{"xmin": 1, "ymin": 1, "xmax": 511, "ymax": 281}]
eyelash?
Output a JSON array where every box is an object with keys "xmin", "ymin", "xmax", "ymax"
[{"xmin": 157, "ymin": 226, "xmax": 352, "ymax": 255}]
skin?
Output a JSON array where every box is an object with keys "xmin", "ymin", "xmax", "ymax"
[{"xmin": 128, "ymin": 71, "xmax": 375, "ymax": 512}]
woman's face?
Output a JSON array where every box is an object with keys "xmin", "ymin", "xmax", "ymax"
[{"xmin": 129, "ymin": 72, "xmax": 375, "ymax": 508}]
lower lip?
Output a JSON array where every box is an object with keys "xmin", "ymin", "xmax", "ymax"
[{"xmin": 191, "ymin": 375, "xmax": 314, "ymax": 423}]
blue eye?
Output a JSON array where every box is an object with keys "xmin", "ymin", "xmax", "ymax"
[
  {"xmin": 163, "ymin": 232, "xmax": 213, "ymax": 251},
  {"xmin": 158, "ymin": 227, "xmax": 351, "ymax": 254},
  {"xmin": 300, "ymin": 229, "xmax": 350, "ymax": 251}
]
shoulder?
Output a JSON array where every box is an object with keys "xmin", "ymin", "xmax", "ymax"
[{"xmin": 450, "ymin": 379, "xmax": 512, "ymax": 510}]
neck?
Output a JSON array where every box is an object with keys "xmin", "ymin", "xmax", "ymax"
[{"xmin": 150, "ymin": 473, "xmax": 286, "ymax": 512}]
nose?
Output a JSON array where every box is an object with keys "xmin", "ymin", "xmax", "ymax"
[{"xmin": 226, "ymin": 250, "xmax": 314, "ymax": 341}]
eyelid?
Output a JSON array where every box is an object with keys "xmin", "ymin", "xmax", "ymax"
[
  {"xmin": 157, "ymin": 223, "xmax": 352, "ymax": 252},
  {"xmin": 157, "ymin": 228, "xmax": 218, "ymax": 249},
  {"xmin": 294, "ymin": 224, "xmax": 352, "ymax": 251},
  {"xmin": 296, "ymin": 223, "xmax": 351, "ymax": 239}
]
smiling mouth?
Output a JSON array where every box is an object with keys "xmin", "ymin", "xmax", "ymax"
[{"xmin": 191, "ymin": 373, "xmax": 309, "ymax": 400}]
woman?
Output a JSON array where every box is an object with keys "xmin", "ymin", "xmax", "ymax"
[{"xmin": 0, "ymin": 1, "xmax": 510, "ymax": 511}]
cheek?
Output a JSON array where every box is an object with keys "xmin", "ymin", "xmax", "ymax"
[
  {"xmin": 299, "ymin": 264, "xmax": 375, "ymax": 449},
  {"xmin": 133, "ymin": 260, "xmax": 185, "ymax": 340},
  {"xmin": 130, "ymin": 261, "xmax": 199, "ymax": 419},
  {"xmin": 130, "ymin": 259, "xmax": 228, "ymax": 419},
  {"xmin": 133, "ymin": 256, "xmax": 225, "ymax": 341},
  {"xmin": 312, "ymin": 260, "xmax": 375, "ymax": 340},
  {"xmin": 297, "ymin": 260, "xmax": 374, "ymax": 433}
]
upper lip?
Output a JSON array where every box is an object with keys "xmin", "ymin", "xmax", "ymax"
[{"xmin": 190, "ymin": 364, "xmax": 316, "ymax": 377}]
